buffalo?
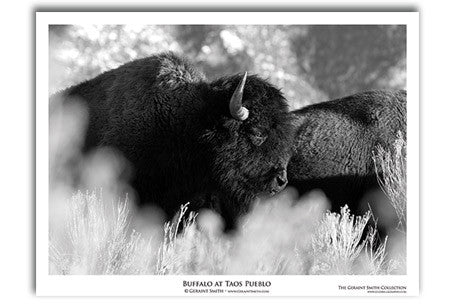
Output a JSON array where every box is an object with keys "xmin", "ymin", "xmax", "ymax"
[
  {"xmin": 288, "ymin": 90, "xmax": 406, "ymax": 231},
  {"xmin": 53, "ymin": 52, "xmax": 296, "ymax": 230}
]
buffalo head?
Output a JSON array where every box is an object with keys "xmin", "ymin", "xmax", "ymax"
[{"xmin": 201, "ymin": 72, "xmax": 296, "ymax": 212}]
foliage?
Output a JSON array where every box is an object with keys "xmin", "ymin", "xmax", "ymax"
[
  {"xmin": 291, "ymin": 25, "xmax": 406, "ymax": 99},
  {"xmin": 49, "ymin": 25, "xmax": 405, "ymax": 109}
]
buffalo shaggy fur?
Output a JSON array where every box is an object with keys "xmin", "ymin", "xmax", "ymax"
[
  {"xmin": 54, "ymin": 52, "xmax": 296, "ymax": 229},
  {"xmin": 288, "ymin": 90, "xmax": 406, "ymax": 219}
]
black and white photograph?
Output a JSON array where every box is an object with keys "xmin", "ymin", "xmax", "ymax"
[{"xmin": 36, "ymin": 12, "xmax": 419, "ymax": 296}]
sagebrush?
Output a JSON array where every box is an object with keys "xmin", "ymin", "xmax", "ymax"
[{"xmin": 50, "ymin": 190, "xmax": 403, "ymax": 275}]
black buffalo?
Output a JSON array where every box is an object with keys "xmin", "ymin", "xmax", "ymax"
[
  {"xmin": 288, "ymin": 90, "xmax": 406, "ymax": 223},
  {"xmin": 54, "ymin": 52, "xmax": 296, "ymax": 229}
]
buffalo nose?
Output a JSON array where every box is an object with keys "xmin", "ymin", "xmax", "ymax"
[{"xmin": 276, "ymin": 171, "xmax": 288, "ymax": 188}]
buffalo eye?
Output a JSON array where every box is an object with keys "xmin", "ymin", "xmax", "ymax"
[{"xmin": 249, "ymin": 128, "xmax": 267, "ymax": 146}]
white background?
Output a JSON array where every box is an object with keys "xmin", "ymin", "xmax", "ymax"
[
  {"xmin": 35, "ymin": 11, "xmax": 419, "ymax": 297},
  {"xmin": 0, "ymin": 0, "xmax": 449, "ymax": 305}
]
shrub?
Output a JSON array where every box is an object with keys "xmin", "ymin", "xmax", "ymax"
[
  {"xmin": 50, "ymin": 191, "xmax": 154, "ymax": 275},
  {"xmin": 373, "ymin": 131, "xmax": 407, "ymax": 232},
  {"xmin": 50, "ymin": 191, "xmax": 398, "ymax": 275}
]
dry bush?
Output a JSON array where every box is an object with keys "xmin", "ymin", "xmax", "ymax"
[
  {"xmin": 373, "ymin": 131, "xmax": 407, "ymax": 232},
  {"xmin": 50, "ymin": 191, "xmax": 154, "ymax": 275},
  {"xmin": 310, "ymin": 206, "xmax": 372, "ymax": 274},
  {"xmin": 50, "ymin": 190, "xmax": 400, "ymax": 275},
  {"xmin": 310, "ymin": 206, "xmax": 393, "ymax": 275}
]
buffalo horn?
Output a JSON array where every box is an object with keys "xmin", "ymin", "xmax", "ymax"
[{"xmin": 229, "ymin": 72, "xmax": 249, "ymax": 121}]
